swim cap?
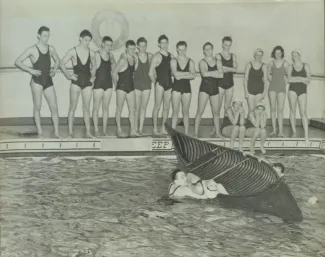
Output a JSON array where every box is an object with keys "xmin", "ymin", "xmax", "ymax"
[
  {"xmin": 232, "ymin": 98, "xmax": 243, "ymax": 104},
  {"xmin": 254, "ymin": 48, "xmax": 264, "ymax": 56},
  {"xmin": 291, "ymin": 49, "xmax": 301, "ymax": 56}
]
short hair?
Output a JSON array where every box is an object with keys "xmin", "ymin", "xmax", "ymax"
[
  {"xmin": 171, "ymin": 168, "xmax": 182, "ymax": 181},
  {"xmin": 126, "ymin": 40, "xmax": 136, "ymax": 48},
  {"xmin": 176, "ymin": 41, "xmax": 187, "ymax": 48},
  {"xmin": 271, "ymin": 46, "xmax": 285, "ymax": 59},
  {"xmin": 137, "ymin": 37, "xmax": 147, "ymax": 45},
  {"xmin": 222, "ymin": 36, "xmax": 232, "ymax": 43},
  {"xmin": 102, "ymin": 36, "xmax": 113, "ymax": 43},
  {"xmin": 80, "ymin": 30, "xmax": 92, "ymax": 39},
  {"xmin": 158, "ymin": 34, "xmax": 169, "ymax": 43},
  {"xmin": 273, "ymin": 163, "xmax": 285, "ymax": 174},
  {"xmin": 38, "ymin": 26, "xmax": 50, "ymax": 35},
  {"xmin": 203, "ymin": 42, "xmax": 213, "ymax": 50}
]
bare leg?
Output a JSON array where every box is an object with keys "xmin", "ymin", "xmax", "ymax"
[
  {"xmin": 268, "ymin": 91, "xmax": 277, "ymax": 136},
  {"xmin": 238, "ymin": 125, "xmax": 246, "ymax": 151},
  {"xmin": 68, "ymin": 84, "xmax": 81, "ymax": 138},
  {"xmin": 288, "ymin": 91, "xmax": 298, "ymax": 137},
  {"xmin": 230, "ymin": 125, "xmax": 239, "ymax": 149},
  {"xmin": 81, "ymin": 86, "xmax": 94, "ymax": 138},
  {"xmin": 224, "ymin": 87, "xmax": 234, "ymax": 112},
  {"xmin": 160, "ymin": 89, "xmax": 172, "ymax": 135},
  {"xmin": 126, "ymin": 90, "xmax": 139, "ymax": 136},
  {"xmin": 102, "ymin": 88, "xmax": 113, "ymax": 135},
  {"xmin": 181, "ymin": 93, "xmax": 192, "ymax": 135},
  {"xmin": 277, "ymin": 92, "xmax": 286, "ymax": 137},
  {"xmin": 247, "ymin": 94, "xmax": 257, "ymax": 114},
  {"xmin": 139, "ymin": 89, "xmax": 151, "ymax": 134},
  {"xmin": 135, "ymin": 89, "xmax": 142, "ymax": 132},
  {"xmin": 194, "ymin": 92, "xmax": 209, "ymax": 137},
  {"xmin": 211, "ymin": 87, "xmax": 225, "ymax": 135},
  {"xmin": 92, "ymin": 89, "xmax": 104, "ymax": 137},
  {"xmin": 43, "ymin": 86, "xmax": 61, "ymax": 138},
  {"xmin": 115, "ymin": 89, "xmax": 127, "ymax": 137},
  {"xmin": 210, "ymin": 94, "xmax": 223, "ymax": 138},
  {"xmin": 250, "ymin": 128, "xmax": 261, "ymax": 154},
  {"xmin": 298, "ymin": 93, "xmax": 309, "ymax": 144},
  {"xmin": 30, "ymin": 81, "xmax": 44, "ymax": 138},
  {"xmin": 171, "ymin": 91, "xmax": 182, "ymax": 130},
  {"xmin": 260, "ymin": 128, "xmax": 267, "ymax": 154},
  {"xmin": 152, "ymin": 83, "xmax": 164, "ymax": 135}
]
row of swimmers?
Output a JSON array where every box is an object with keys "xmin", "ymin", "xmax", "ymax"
[
  {"xmin": 14, "ymin": 26, "xmax": 311, "ymax": 141},
  {"xmin": 168, "ymin": 163, "xmax": 285, "ymax": 199}
]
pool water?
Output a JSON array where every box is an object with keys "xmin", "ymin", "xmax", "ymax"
[{"xmin": 0, "ymin": 154, "xmax": 325, "ymax": 257}]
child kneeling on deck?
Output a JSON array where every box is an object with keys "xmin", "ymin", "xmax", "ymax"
[{"xmin": 168, "ymin": 169, "xmax": 228, "ymax": 199}]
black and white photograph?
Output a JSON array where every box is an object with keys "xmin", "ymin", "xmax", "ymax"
[{"xmin": 0, "ymin": 0, "xmax": 324, "ymax": 256}]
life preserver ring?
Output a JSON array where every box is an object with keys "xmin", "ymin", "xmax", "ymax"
[{"xmin": 91, "ymin": 10, "xmax": 129, "ymax": 51}]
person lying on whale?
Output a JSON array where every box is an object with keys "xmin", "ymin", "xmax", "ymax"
[
  {"xmin": 168, "ymin": 169, "xmax": 228, "ymax": 199},
  {"xmin": 258, "ymin": 157, "xmax": 285, "ymax": 178}
]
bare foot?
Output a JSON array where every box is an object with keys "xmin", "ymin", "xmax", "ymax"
[
  {"xmin": 153, "ymin": 130, "xmax": 160, "ymax": 136},
  {"xmin": 278, "ymin": 132, "xmax": 286, "ymax": 138},
  {"xmin": 86, "ymin": 132, "xmax": 95, "ymax": 139},
  {"xmin": 38, "ymin": 132, "xmax": 44, "ymax": 140},
  {"xmin": 215, "ymin": 133, "xmax": 225, "ymax": 139},
  {"xmin": 193, "ymin": 133, "xmax": 199, "ymax": 138},
  {"xmin": 305, "ymin": 138, "xmax": 310, "ymax": 145},
  {"xmin": 292, "ymin": 132, "xmax": 297, "ymax": 138},
  {"xmin": 160, "ymin": 127, "xmax": 168, "ymax": 135},
  {"xmin": 117, "ymin": 130, "xmax": 126, "ymax": 138},
  {"xmin": 269, "ymin": 131, "xmax": 277, "ymax": 137},
  {"xmin": 54, "ymin": 132, "xmax": 62, "ymax": 139},
  {"xmin": 138, "ymin": 130, "xmax": 143, "ymax": 136},
  {"xmin": 261, "ymin": 147, "xmax": 266, "ymax": 154},
  {"xmin": 130, "ymin": 130, "xmax": 140, "ymax": 137},
  {"xmin": 238, "ymin": 147, "xmax": 244, "ymax": 153},
  {"xmin": 250, "ymin": 147, "xmax": 255, "ymax": 155},
  {"xmin": 210, "ymin": 128, "xmax": 216, "ymax": 136},
  {"xmin": 95, "ymin": 131, "xmax": 101, "ymax": 138}
]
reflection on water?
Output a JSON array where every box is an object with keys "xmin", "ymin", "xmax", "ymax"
[{"xmin": 0, "ymin": 154, "xmax": 325, "ymax": 257}]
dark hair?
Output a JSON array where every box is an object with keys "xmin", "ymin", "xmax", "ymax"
[
  {"xmin": 272, "ymin": 163, "xmax": 285, "ymax": 174},
  {"xmin": 171, "ymin": 168, "xmax": 182, "ymax": 181},
  {"xmin": 158, "ymin": 34, "xmax": 169, "ymax": 43},
  {"xmin": 222, "ymin": 36, "xmax": 232, "ymax": 43},
  {"xmin": 271, "ymin": 45, "xmax": 285, "ymax": 59},
  {"xmin": 176, "ymin": 41, "xmax": 187, "ymax": 48},
  {"xmin": 203, "ymin": 42, "xmax": 213, "ymax": 50},
  {"xmin": 126, "ymin": 40, "xmax": 136, "ymax": 48},
  {"xmin": 80, "ymin": 30, "xmax": 92, "ymax": 39},
  {"xmin": 102, "ymin": 36, "xmax": 113, "ymax": 43},
  {"xmin": 137, "ymin": 37, "xmax": 147, "ymax": 45},
  {"xmin": 38, "ymin": 26, "xmax": 50, "ymax": 35}
]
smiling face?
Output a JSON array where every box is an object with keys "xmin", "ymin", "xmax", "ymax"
[
  {"xmin": 159, "ymin": 39, "xmax": 169, "ymax": 51},
  {"xmin": 274, "ymin": 49, "xmax": 282, "ymax": 60},
  {"xmin": 292, "ymin": 51, "xmax": 301, "ymax": 63},
  {"xmin": 137, "ymin": 41, "xmax": 147, "ymax": 53},
  {"xmin": 255, "ymin": 51, "xmax": 263, "ymax": 62},
  {"xmin": 233, "ymin": 101, "xmax": 242, "ymax": 111},
  {"xmin": 203, "ymin": 44, "xmax": 213, "ymax": 57},
  {"xmin": 102, "ymin": 40, "xmax": 113, "ymax": 53},
  {"xmin": 174, "ymin": 171, "xmax": 187, "ymax": 186},
  {"xmin": 222, "ymin": 40, "xmax": 232, "ymax": 52}
]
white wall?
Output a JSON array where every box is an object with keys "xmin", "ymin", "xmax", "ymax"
[{"xmin": 0, "ymin": 0, "xmax": 324, "ymax": 119}]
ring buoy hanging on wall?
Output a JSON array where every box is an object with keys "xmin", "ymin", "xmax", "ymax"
[{"xmin": 91, "ymin": 10, "xmax": 129, "ymax": 51}]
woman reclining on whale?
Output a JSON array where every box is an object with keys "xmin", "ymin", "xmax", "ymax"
[{"xmin": 168, "ymin": 169, "xmax": 228, "ymax": 199}]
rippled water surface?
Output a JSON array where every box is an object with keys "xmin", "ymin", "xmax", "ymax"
[{"xmin": 1, "ymin": 154, "xmax": 325, "ymax": 257}]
